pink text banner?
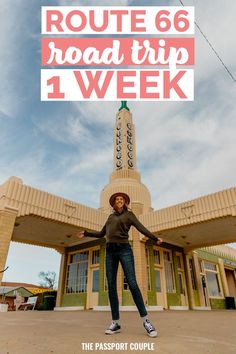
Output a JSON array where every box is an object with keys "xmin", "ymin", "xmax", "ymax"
[
  {"xmin": 41, "ymin": 69, "xmax": 194, "ymax": 101},
  {"xmin": 42, "ymin": 37, "xmax": 194, "ymax": 68},
  {"xmin": 42, "ymin": 6, "xmax": 194, "ymax": 35}
]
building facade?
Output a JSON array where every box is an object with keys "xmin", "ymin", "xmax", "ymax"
[
  {"xmin": 0, "ymin": 103, "xmax": 236, "ymax": 311},
  {"xmin": 60, "ymin": 232, "xmax": 236, "ymax": 311}
]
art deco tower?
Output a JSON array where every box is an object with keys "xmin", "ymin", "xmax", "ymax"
[{"xmin": 100, "ymin": 102, "xmax": 152, "ymax": 214}]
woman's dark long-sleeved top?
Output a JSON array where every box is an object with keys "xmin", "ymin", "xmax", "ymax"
[{"xmin": 84, "ymin": 210, "xmax": 158, "ymax": 243}]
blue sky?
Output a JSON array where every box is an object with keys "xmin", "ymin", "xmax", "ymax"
[{"xmin": 1, "ymin": 0, "xmax": 236, "ymax": 286}]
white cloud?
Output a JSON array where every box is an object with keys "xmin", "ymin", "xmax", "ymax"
[
  {"xmin": 192, "ymin": 0, "xmax": 236, "ymax": 83},
  {"xmin": 131, "ymin": 79, "xmax": 236, "ymax": 210},
  {"xmin": 34, "ymin": 114, "xmax": 93, "ymax": 146},
  {"xmin": 70, "ymin": 147, "xmax": 112, "ymax": 174},
  {"xmin": 0, "ymin": 148, "xmax": 47, "ymax": 192},
  {"xmin": 0, "ymin": 2, "xmax": 37, "ymax": 118}
]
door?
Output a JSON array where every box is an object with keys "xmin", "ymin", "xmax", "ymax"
[
  {"xmin": 225, "ymin": 269, "xmax": 236, "ymax": 297},
  {"xmin": 87, "ymin": 267, "xmax": 100, "ymax": 309},
  {"xmin": 153, "ymin": 248, "xmax": 167, "ymax": 308},
  {"xmin": 87, "ymin": 248, "xmax": 100, "ymax": 309},
  {"xmin": 176, "ymin": 253, "xmax": 188, "ymax": 306},
  {"xmin": 200, "ymin": 274, "xmax": 210, "ymax": 307},
  {"xmin": 177, "ymin": 271, "xmax": 188, "ymax": 306},
  {"xmin": 91, "ymin": 268, "xmax": 99, "ymax": 307},
  {"xmin": 154, "ymin": 267, "xmax": 167, "ymax": 308}
]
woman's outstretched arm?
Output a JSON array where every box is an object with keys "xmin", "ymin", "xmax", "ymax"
[
  {"xmin": 77, "ymin": 224, "xmax": 106, "ymax": 239},
  {"xmin": 129, "ymin": 212, "xmax": 163, "ymax": 244}
]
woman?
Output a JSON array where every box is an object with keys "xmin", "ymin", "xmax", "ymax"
[{"xmin": 77, "ymin": 192, "xmax": 163, "ymax": 338}]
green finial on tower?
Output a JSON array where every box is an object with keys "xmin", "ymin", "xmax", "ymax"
[{"xmin": 119, "ymin": 101, "xmax": 130, "ymax": 111}]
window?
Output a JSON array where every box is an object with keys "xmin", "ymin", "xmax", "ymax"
[
  {"xmin": 72, "ymin": 252, "xmax": 88, "ymax": 263},
  {"xmin": 204, "ymin": 262, "xmax": 217, "ymax": 271},
  {"xmin": 205, "ymin": 272, "xmax": 222, "ymax": 297},
  {"xmin": 66, "ymin": 263, "xmax": 77, "ymax": 293},
  {"xmin": 66, "ymin": 251, "xmax": 89, "ymax": 294},
  {"xmin": 204, "ymin": 262, "xmax": 222, "ymax": 297},
  {"xmin": 163, "ymin": 250, "xmax": 175, "ymax": 293},
  {"xmin": 176, "ymin": 255, "xmax": 182, "ymax": 270},
  {"xmin": 92, "ymin": 250, "xmax": 100, "ymax": 265},
  {"xmin": 92, "ymin": 269, "xmax": 100, "ymax": 292},
  {"xmin": 155, "ymin": 269, "xmax": 162, "ymax": 292},
  {"xmin": 154, "ymin": 249, "xmax": 161, "ymax": 265}
]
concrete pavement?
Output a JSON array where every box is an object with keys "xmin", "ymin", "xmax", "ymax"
[{"xmin": 0, "ymin": 310, "xmax": 236, "ymax": 354}]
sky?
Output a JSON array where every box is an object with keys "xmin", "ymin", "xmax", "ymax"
[{"xmin": 1, "ymin": 0, "xmax": 236, "ymax": 286}]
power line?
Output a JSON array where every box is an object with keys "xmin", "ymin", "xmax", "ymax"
[{"xmin": 178, "ymin": 0, "xmax": 236, "ymax": 83}]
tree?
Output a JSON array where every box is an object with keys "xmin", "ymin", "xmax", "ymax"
[{"xmin": 38, "ymin": 271, "xmax": 56, "ymax": 289}]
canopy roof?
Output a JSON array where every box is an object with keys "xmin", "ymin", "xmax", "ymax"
[{"xmin": 1, "ymin": 177, "xmax": 236, "ymax": 255}]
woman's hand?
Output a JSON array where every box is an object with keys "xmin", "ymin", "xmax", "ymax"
[
  {"xmin": 76, "ymin": 231, "xmax": 85, "ymax": 239},
  {"xmin": 156, "ymin": 237, "xmax": 163, "ymax": 245}
]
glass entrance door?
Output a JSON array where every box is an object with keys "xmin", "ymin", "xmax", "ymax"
[
  {"xmin": 87, "ymin": 248, "xmax": 100, "ymax": 309},
  {"xmin": 153, "ymin": 248, "xmax": 167, "ymax": 309},
  {"xmin": 154, "ymin": 267, "xmax": 167, "ymax": 308},
  {"xmin": 176, "ymin": 253, "xmax": 188, "ymax": 306},
  {"xmin": 177, "ymin": 271, "xmax": 188, "ymax": 306}
]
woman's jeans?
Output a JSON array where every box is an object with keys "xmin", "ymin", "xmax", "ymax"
[{"xmin": 106, "ymin": 242, "xmax": 148, "ymax": 320}]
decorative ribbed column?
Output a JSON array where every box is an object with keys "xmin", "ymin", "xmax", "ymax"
[
  {"xmin": 55, "ymin": 252, "xmax": 67, "ymax": 307},
  {"xmin": 0, "ymin": 206, "xmax": 18, "ymax": 284}
]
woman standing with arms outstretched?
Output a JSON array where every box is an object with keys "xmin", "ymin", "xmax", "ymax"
[{"xmin": 77, "ymin": 192, "xmax": 163, "ymax": 338}]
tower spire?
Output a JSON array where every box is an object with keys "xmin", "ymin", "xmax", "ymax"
[
  {"xmin": 100, "ymin": 103, "xmax": 152, "ymax": 213},
  {"xmin": 119, "ymin": 101, "xmax": 130, "ymax": 111},
  {"xmin": 114, "ymin": 102, "xmax": 136, "ymax": 171}
]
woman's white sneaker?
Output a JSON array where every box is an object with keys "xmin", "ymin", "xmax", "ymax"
[
  {"xmin": 105, "ymin": 322, "xmax": 121, "ymax": 335},
  {"xmin": 143, "ymin": 319, "xmax": 158, "ymax": 338}
]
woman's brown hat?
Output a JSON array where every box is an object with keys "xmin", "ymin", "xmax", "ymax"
[{"xmin": 109, "ymin": 192, "xmax": 130, "ymax": 207}]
